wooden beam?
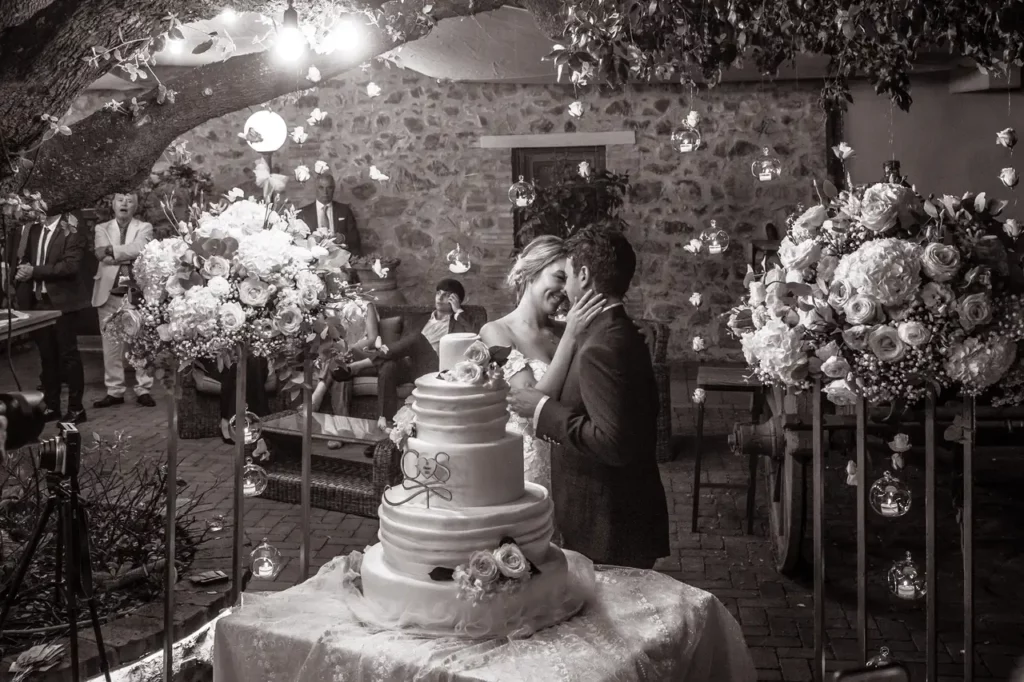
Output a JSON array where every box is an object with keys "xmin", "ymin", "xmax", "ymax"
[
  {"xmin": 949, "ymin": 66, "xmax": 1021, "ymax": 93},
  {"xmin": 479, "ymin": 131, "xmax": 635, "ymax": 148}
]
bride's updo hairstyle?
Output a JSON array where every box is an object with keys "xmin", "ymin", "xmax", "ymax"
[{"xmin": 506, "ymin": 235, "xmax": 566, "ymax": 299}]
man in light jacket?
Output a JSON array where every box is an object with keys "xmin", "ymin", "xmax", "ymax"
[{"xmin": 92, "ymin": 192, "xmax": 155, "ymax": 408}]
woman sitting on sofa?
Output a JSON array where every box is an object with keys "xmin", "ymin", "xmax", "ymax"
[{"xmin": 310, "ymin": 300, "xmax": 381, "ymax": 413}]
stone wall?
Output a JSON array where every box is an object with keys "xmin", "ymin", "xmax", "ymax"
[{"xmin": 73, "ymin": 66, "xmax": 826, "ymax": 362}]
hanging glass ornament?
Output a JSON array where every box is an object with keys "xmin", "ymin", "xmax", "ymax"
[
  {"xmin": 446, "ymin": 243, "xmax": 471, "ymax": 274},
  {"xmin": 887, "ymin": 551, "xmax": 926, "ymax": 600},
  {"xmin": 869, "ymin": 470, "xmax": 912, "ymax": 518},
  {"xmin": 508, "ymin": 175, "xmax": 536, "ymax": 208},
  {"xmin": 699, "ymin": 220, "xmax": 731, "ymax": 255},
  {"xmin": 242, "ymin": 457, "xmax": 269, "ymax": 497},
  {"xmin": 207, "ymin": 514, "xmax": 226, "ymax": 532},
  {"xmin": 866, "ymin": 646, "xmax": 896, "ymax": 667},
  {"xmin": 228, "ymin": 410, "xmax": 263, "ymax": 445},
  {"xmin": 250, "ymin": 538, "xmax": 282, "ymax": 579},
  {"xmin": 751, "ymin": 147, "xmax": 782, "ymax": 182},
  {"xmin": 670, "ymin": 123, "xmax": 702, "ymax": 153}
]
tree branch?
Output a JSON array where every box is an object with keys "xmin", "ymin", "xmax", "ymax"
[{"xmin": 23, "ymin": 0, "xmax": 509, "ymax": 213}]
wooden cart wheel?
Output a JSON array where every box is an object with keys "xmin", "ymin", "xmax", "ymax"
[{"xmin": 733, "ymin": 386, "xmax": 809, "ymax": 576}]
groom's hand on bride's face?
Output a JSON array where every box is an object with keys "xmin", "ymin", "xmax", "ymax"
[{"xmin": 508, "ymin": 387, "xmax": 545, "ymax": 417}]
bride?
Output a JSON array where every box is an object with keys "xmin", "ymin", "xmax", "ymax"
[{"xmin": 479, "ymin": 235, "xmax": 604, "ymax": 494}]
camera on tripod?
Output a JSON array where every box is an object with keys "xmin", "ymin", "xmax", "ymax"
[{"xmin": 38, "ymin": 423, "xmax": 81, "ymax": 478}]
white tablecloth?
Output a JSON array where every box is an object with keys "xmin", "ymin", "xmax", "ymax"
[{"xmin": 213, "ymin": 550, "xmax": 756, "ymax": 682}]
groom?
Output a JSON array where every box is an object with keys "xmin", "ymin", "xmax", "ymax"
[{"xmin": 508, "ymin": 227, "xmax": 670, "ymax": 569}]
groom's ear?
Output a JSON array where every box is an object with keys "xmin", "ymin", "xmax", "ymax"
[{"xmin": 576, "ymin": 264, "xmax": 591, "ymax": 287}]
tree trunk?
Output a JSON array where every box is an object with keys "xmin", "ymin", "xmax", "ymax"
[{"xmin": 0, "ymin": 0, "xmax": 518, "ymax": 213}]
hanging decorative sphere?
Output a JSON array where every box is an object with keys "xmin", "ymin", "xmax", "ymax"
[
  {"xmin": 242, "ymin": 110, "xmax": 288, "ymax": 154},
  {"xmin": 869, "ymin": 470, "xmax": 912, "ymax": 518},
  {"xmin": 887, "ymin": 551, "xmax": 926, "ymax": 600},
  {"xmin": 699, "ymin": 220, "xmax": 731, "ymax": 255},
  {"xmin": 866, "ymin": 646, "xmax": 896, "ymax": 668},
  {"xmin": 207, "ymin": 514, "xmax": 226, "ymax": 532},
  {"xmin": 751, "ymin": 147, "xmax": 782, "ymax": 182},
  {"xmin": 446, "ymin": 243, "xmax": 471, "ymax": 274},
  {"xmin": 242, "ymin": 458, "xmax": 269, "ymax": 498},
  {"xmin": 228, "ymin": 410, "xmax": 263, "ymax": 445},
  {"xmin": 250, "ymin": 538, "xmax": 282, "ymax": 579},
  {"xmin": 508, "ymin": 175, "xmax": 536, "ymax": 208},
  {"xmin": 670, "ymin": 124, "xmax": 702, "ymax": 153}
]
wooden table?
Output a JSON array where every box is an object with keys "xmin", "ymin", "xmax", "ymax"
[{"xmin": 0, "ymin": 309, "xmax": 61, "ymax": 339}]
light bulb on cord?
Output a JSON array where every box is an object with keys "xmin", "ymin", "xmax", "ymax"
[
  {"xmin": 167, "ymin": 38, "xmax": 185, "ymax": 54},
  {"xmin": 275, "ymin": 0, "xmax": 306, "ymax": 62}
]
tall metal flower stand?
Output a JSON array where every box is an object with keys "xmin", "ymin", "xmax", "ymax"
[{"xmin": 164, "ymin": 369, "xmax": 178, "ymax": 682}]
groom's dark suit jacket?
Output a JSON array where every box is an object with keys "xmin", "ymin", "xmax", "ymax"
[{"xmin": 536, "ymin": 305, "xmax": 670, "ymax": 567}]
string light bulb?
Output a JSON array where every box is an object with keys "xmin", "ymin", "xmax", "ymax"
[{"xmin": 276, "ymin": 0, "xmax": 306, "ymax": 62}]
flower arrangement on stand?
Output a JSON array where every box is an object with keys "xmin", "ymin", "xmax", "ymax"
[
  {"xmin": 728, "ymin": 146, "xmax": 1024, "ymax": 407},
  {"xmin": 107, "ymin": 190, "xmax": 365, "ymax": 393}
]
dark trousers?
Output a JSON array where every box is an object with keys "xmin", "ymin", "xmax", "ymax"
[
  {"xmin": 374, "ymin": 333, "xmax": 439, "ymax": 420},
  {"xmin": 30, "ymin": 303, "xmax": 84, "ymax": 412},
  {"xmin": 216, "ymin": 357, "xmax": 270, "ymax": 420}
]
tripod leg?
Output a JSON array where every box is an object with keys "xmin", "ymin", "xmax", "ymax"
[
  {"xmin": 0, "ymin": 495, "xmax": 57, "ymax": 632},
  {"xmin": 70, "ymin": 495, "xmax": 111, "ymax": 681},
  {"xmin": 55, "ymin": 505, "xmax": 64, "ymax": 608},
  {"xmin": 61, "ymin": 501, "xmax": 81, "ymax": 682}
]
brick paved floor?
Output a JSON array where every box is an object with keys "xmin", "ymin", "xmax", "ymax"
[{"xmin": 2, "ymin": 351, "xmax": 1021, "ymax": 680}]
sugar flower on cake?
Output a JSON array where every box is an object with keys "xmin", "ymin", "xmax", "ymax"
[
  {"xmin": 446, "ymin": 537, "xmax": 538, "ymax": 605},
  {"xmin": 441, "ymin": 341, "xmax": 511, "ymax": 387}
]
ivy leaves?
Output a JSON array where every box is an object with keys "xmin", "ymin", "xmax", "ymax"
[{"xmin": 557, "ymin": 0, "xmax": 1024, "ymax": 112}]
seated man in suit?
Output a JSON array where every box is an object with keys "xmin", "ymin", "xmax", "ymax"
[
  {"xmin": 334, "ymin": 278, "xmax": 478, "ymax": 423},
  {"xmin": 298, "ymin": 172, "xmax": 362, "ymax": 257}
]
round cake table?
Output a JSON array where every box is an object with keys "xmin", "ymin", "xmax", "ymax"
[{"xmin": 212, "ymin": 550, "xmax": 756, "ymax": 682}]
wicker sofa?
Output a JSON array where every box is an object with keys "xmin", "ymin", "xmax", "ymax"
[{"xmin": 176, "ymin": 365, "xmax": 296, "ymax": 440}]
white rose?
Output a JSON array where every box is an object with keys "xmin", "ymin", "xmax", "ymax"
[
  {"xmin": 997, "ymin": 128, "xmax": 1018, "ymax": 149},
  {"xmin": 867, "ymin": 325, "xmax": 906, "ymax": 362},
  {"xmin": 238, "ymin": 278, "xmax": 271, "ymax": 307},
  {"xmin": 202, "ymin": 255, "xmax": 231, "ymax": 279},
  {"xmin": 842, "ymin": 325, "xmax": 873, "ymax": 351},
  {"xmin": 274, "ymin": 304, "xmax": 304, "ymax": 335},
  {"xmin": 828, "ymin": 280, "xmax": 855, "ymax": 310},
  {"xmin": 219, "ymin": 301, "xmax": 246, "ymax": 332},
  {"xmin": 1000, "ymin": 167, "xmax": 1019, "ymax": 188},
  {"xmin": 157, "ymin": 324, "xmax": 173, "ymax": 342},
  {"xmin": 449, "ymin": 360, "xmax": 485, "ymax": 384},
  {"xmin": 206, "ymin": 275, "xmax": 231, "ymax": 298},
  {"xmin": 956, "ymin": 293, "xmax": 993, "ymax": 331},
  {"xmin": 778, "ymin": 237, "xmax": 822, "ymax": 272},
  {"xmin": 314, "ymin": 160, "xmax": 330, "ymax": 175},
  {"xmin": 844, "ymin": 295, "xmax": 881, "ymax": 325},
  {"xmin": 920, "ymin": 243, "xmax": 961, "ymax": 283},
  {"xmin": 824, "ymin": 379, "xmax": 858, "ymax": 406},
  {"xmin": 692, "ymin": 336, "xmax": 707, "ymax": 352},
  {"xmin": 297, "ymin": 286, "xmax": 320, "ymax": 308},
  {"xmin": 1004, "ymin": 218, "xmax": 1022, "ymax": 240},
  {"xmin": 467, "ymin": 551, "xmax": 501, "ymax": 585},
  {"xmin": 294, "ymin": 165, "xmax": 311, "ymax": 182},
  {"xmin": 856, "ymin": 183, "xmax": 910, "ymax": 232},
  {"xmin": 897, "ymin": 320, "xmax": 931, "ymax": 347},
  {"xmin": 821, "ymin": 355, "xmax": 850, "ymax": 379},
  {"xmin": 493, "ymin": 543, "xmax": 530, "ymax": 580},
  {"xmin": 463, "ymin": 341, "xmax": 491, "ymax": 366}
]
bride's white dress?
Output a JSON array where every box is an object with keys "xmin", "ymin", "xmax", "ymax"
[{"xmin": 503, "ymin": 348, "xmax": 553, "ymax": 494}]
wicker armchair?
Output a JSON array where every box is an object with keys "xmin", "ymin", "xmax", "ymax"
[
  {"xmin": 343, "ymin": 304, "xmax": 489, "ymax": 419},
  {"xmin": 634, "ymin": 319, "xmax": 673, "ymax": 463},
  {"xmin": 176, "ymin": 366, "xmax": 296, "ymax": 439}
]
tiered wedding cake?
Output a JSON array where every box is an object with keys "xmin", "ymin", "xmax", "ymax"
[{"xmin": 359, "ymin": 333, "xmax": 585, "ymax": 638}]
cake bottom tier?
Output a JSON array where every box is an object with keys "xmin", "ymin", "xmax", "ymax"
[{"xmin": 357, "ymin": 542, "xmax": 593, "ymax": 639}]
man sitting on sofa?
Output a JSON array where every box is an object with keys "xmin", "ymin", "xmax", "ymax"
[{"xmin": 334, "ymin": 278, "xmax": 478, "ymax": 423}]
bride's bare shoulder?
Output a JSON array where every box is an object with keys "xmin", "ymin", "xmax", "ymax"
[{"xmin": 479, "ymin": 317, "xmax": 515, "ymax": 346}]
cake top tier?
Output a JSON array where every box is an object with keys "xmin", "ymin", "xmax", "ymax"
[
  {"xmin": 439, "ymin": 333, "xmax": 479, "ymax": 372},
  {"xmin": 434, "ymin": 334, "xmax": 510, "ymax": 389}
]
